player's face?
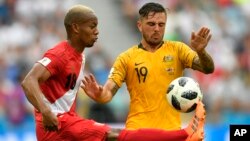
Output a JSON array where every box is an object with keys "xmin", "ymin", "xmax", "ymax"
[
  {"xmin": 138, "ymin": 12, "xmax": 166, "ymax": 46},
  {"xmin": 78, "ymin": 15, "xmax": 99, "ymax": 47}
]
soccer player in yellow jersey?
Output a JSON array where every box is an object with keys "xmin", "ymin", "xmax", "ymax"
[{"xmin": 82, "ymin": 2, "xmax": 214, "ymax": 140}]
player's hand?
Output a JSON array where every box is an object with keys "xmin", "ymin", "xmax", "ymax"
[
  {"xmin": 190, "ymin": 27, "xmax": 212, "ymax": 53},
  {"xmin": 41, "ymin": 110, "xmax": 59, "ymax": 132},
  {"xmin": 81, "ymin": 74, "xmax": 103, "ymax": 101}
]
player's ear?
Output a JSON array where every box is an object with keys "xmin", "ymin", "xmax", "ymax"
[
  {"xmin": 137, "ymin": 20, "xmax": 142, "ymax": 32},
  {"xmin": 71, "ymin": 23, "xmax": 80, "ymax": 34}
]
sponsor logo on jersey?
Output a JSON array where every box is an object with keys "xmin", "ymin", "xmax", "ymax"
[
  {"xmin": 135, "ymin": 62, "xmax": 144, "ymax": 66},
  {"xmin": 38, "ymin": 57, "xmax": 51, "ymax": 66}
]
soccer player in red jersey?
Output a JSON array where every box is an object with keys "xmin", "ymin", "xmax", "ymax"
[{"xmin": 22, "ymin": 4, "xmax": 205, "ymax": 141}]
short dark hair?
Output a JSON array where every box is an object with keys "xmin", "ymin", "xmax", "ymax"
[{"xmin": 139, "ymin": 2, "xmax": 166, "ymax": 18}]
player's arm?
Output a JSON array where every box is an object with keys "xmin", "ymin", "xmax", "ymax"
[
  {"xmin": 190, "ymin": 26, "xmax": 214, "ymax": 74},
  {"xmin": 81, "ymin": 74, "xmax": 119, "ymax": 104},
  {"xmin": 21, "ymin": 63, "xmax": 51, "ymax": 114},
  {"xmin": 100, "ymin": 79, "xmax": 119, "ymax": 103},
  {"xmin": 192, "ymin": 51, "xmax": 214, "ymax": 74},
  {"xmin": 21, "ymin": 63, "xmax": 58, "ymax": 131}
]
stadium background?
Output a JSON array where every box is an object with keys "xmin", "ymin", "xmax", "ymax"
[{"xmin": 0, "ymin": 0, "xmax": 249, "ymax": 141}]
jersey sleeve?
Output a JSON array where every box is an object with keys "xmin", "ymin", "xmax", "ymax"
[
  {"xmin": 108, "ymin": 52, "xmax": 128, "ymax": 88},
  {"xmin": 37, "ymin": 52, "xmax": 62, "ymax": 76},
  {"xmin": 178, "ymin": 42, "xmax": 197, "ymax": 68}
]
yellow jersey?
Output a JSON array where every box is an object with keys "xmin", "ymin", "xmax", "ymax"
[{"xmin": 108, "ymin": 41, "xmax": 197, "ymax": 130}]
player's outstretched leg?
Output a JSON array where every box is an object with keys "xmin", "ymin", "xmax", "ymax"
[{"xmin": 184, "ymin": 100, "xmax": 206, "ymax": 141}]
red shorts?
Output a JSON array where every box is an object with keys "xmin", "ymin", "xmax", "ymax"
[{"xmin": 36, "ymin": 113, "xmax": 110, "ymax": 141}]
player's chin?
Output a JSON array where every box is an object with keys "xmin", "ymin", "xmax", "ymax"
[
  {"xmin": 86, "ymin": 44, "xmax": 94, "ymax": 47},
  {"xmin": 151, "ymin": 40, "xmax": 162, "ymax": 46},
  {"xmin": 86, "ymin": 41, "xmax": 97, "ymax": 47}
]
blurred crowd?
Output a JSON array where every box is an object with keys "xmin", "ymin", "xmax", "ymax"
[{"xmin": 0, "ymin": 0, "xmax": 250, "ymax": 136}]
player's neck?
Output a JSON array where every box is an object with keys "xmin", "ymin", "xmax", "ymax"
[
  {"xmin": 140, "ymin": 41, "xmax": 164, "ymax": 52},
  {"xmin": 67, "ymin": 40, "xmax": 85, "ymax": 53}
]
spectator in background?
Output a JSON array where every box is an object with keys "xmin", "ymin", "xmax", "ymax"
[
  {"xmin": 0, "ymin": 0, "xmax": 16, "ymax": 25},
  {"xmin": 206, "ymin": 66, "xmax": 250, "ymax": 124},
  {"xmin": 237, "ymin": 32, "xmax": 250, "ymax": 84},
  {"xmin": 85, "ymin": 44, "xmax": 113, "ymax": 85}
]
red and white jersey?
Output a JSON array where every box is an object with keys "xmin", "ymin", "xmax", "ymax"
[{"xmin": 35, "ymin": 41, "xmax": 85, "ymax": 120}]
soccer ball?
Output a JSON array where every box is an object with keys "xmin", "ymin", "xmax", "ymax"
[{"xmin": 166, "ymin": 77, "xmax": 203, "ymax": 113}]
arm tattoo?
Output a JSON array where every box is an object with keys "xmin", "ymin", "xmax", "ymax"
[
  {"xmin": 192, "ymin": 57, "xmax": 203, "ymax": 71},
  {"xmin": 111, "ymin": 84, "xmax": 119, "ymax": 96},
  {"xmin": 192, "ymin": 51, "xmax": 214, "ymax": 74}
]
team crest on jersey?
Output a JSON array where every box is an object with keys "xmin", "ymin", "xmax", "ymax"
[
  {"xmin": 38, "ymin": 57, "xmax": 51, "ymax": 66},
  {"xmin": 163, "ymin": 55, "xmax": 173, "ymax": 62}
]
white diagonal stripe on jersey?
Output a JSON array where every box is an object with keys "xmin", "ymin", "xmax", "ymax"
[{"xmin": 43, "ymin": 64, "xmax": 84, "ymax": 115}]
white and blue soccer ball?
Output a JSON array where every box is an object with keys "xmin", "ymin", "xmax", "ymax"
[{"xmin": 166, "ymin": 77, "xmax": 203, "ymax": 113}]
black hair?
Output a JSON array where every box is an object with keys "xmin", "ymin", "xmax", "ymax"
[{"xmin": 139, "ymin": 2, "xmax": 167, "ymax": 18}]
